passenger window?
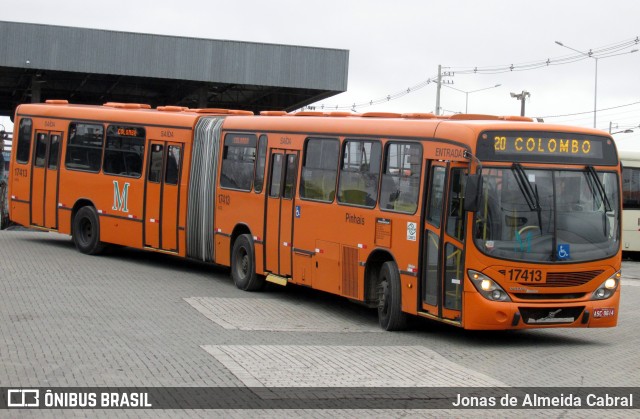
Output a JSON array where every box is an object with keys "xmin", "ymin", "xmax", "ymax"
[
  {"xmin": 427, "ymin": 166, "xmax": 446, "ymax": 227},
  {"xmin": 48, "ymin": 135, "xmax": 60, "ymax": 170},
  {"xmin": 34, "ymin": 133, "xmax": 48, "ymax": 168},
  {"xmin": 65, "ymin": 123, "xmax": 104, "ymax": 172},
  {"xmin": 444, "ymin": 243, "xmax": 463, "ymax": 311},
  {"xmin": 269, "ymin": 153, "xmax": 284, "ymax": 198},
  {"xmin": 300, "ymin": 138, "xmax": 339, "ymax": 202},
  {"xmin": 103, "ymin": 125, "xmax": 145, "ymax": 177},
  {"xmin": 16, "ymin": 118, "xmax": 33, "ymax": 164},
  {"xmin": 283, "ymin": 154, "xmax": 297, "ymax": 199},
  {"xmin": 220, "ymin": 134, "xmax": 257, "ymax": 192},
  {"xmin": 380, "ymin": 142, "xmax": 422, "ymax": 213},
  {"xmin": 148, "ymin": 144, "xmax": 164, "ymax": 183},
  {"xmin": 254, "ymin": 135, "xmax": 267, "ymax": 193},
  {"xmin": 165, "ymin": 146, "xmax": 181, "ymax": 185},
  {"xmin": 337, "ymin": 140, "xmax": 381, "ymax": 207},
  {"xmin": 446, "ymin": 168, "xmax": 467, "ymax": 241}
]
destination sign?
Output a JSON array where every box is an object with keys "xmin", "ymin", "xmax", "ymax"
[
  {"xmin": 224, "ymin": 133, "xmax": 257, "ymax": 148},
  {"xmin": 477, "ymin": 131, "xmax": 617, "ymax": 165},
  {"xmin": 493, "ymin": 135, "xmax": 602, "ymax": 158},
  {"xmin": 107, "ymin": 125, "xmax": 145, "ymax": 138}
]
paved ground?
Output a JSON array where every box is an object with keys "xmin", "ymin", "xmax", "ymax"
[{"xmin": 0, "ymin": 230, "xmax": 638, "ymax": 417}]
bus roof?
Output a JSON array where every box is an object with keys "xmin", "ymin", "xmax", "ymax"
[
  {"xmin": 15, "ymin": 101, "xmax": 613, "ymax": 151},
  {"xmin": 617, "ymin": 148, "xmax": 640, "ymax": 163}
]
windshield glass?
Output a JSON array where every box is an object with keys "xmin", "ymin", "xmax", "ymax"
[{"xmin": 473, "ymin": 167, "xmax": 619, "ymax": 262}]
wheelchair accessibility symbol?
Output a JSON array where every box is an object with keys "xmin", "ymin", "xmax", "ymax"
[{"xmin": 557, "ymin": 244, "xmax": 570, "ymax": 260}]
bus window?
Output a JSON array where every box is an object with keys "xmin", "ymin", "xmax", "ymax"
[
  {"xmin": 148, "ymin": 144, "xmax": 163, "ymax": 183},
  {"xmin": 48, "ymin": 135, "xmax": 60, "ymax": 170},
  {"xmin": 300, "ymin": 138, "xmax": 339, "ymax": 202},
  {"xmin": 254, "ymin": 135, "xmax": 267, "ymax": 193},
  {"xmin": 283, "ymin": 154, "xmax": 297, "ymax": 199},
  {"xmin": 474, "ymin": 167, "xmax": 619, "ymax": 262},
  {"xmin": 444, "ymin": 243, "xmax": 463, "ymax": 311},
  {"xmin": 16, "ymin": 118, "xmax": 32, "ymax": 164},
  {"xmin": 103, "ymin": 126, "xmax": 145, "ymax": 177},
  {"xmin": 65, "ymin": 123, "xmax": 104, "ymax": 172},
  {"xmin": 165, "ymin": 146, "xmax": 181, "ymax": 185},
  {"xmin": 34, "ymin": 133, "xmax": 48, "ymax": 167},
  {"xmin": 337, "ymin": 140, "xmax": 381, "ymax": 207},
  {"xmin": 381, "ymin": 142, "xmax": 422, "ymax": 213},
  {"xmin": 220, "ymin": 133, "xmax": 257, "ymax": 191},
  {"xmin": 446, "ymin": 168, "xmax": 467, "ymax": 241},
  {"xmin": 427, "ymin": 166, "xmax": 446, "ymax": 227},
  {"xmin": 623, "ymin": 167, "xmax": 640, "ymax": 209},
  {"xmin": 269, "ymin": 153, "xmax": 283, "ymax": 197}
]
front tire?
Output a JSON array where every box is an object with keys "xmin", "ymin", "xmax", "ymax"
[
  {"xmin": 231, "ymin": 234, "xmax": 264, "ymax": 291},
  {"xmin": 72, "ymin": 206, "xmax": 106, "ymax": 255},
  {"xmin": 377, "ymin": 261, "xmax": 407, "ymax": 331}
]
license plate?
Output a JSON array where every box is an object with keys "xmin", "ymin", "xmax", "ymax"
[{"xmin": 593, "ymin": 308, "xmax": 615, "ymax": 318}]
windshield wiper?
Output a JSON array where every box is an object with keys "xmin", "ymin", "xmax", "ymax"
[
  {"xmin": 511, "ymin": 163, "xmax": 543, "ymax": 230},
  {"xmin": 586, "ymin": 165, "xmax": 612, "ymax": 212}
]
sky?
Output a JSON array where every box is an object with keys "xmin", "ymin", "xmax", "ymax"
[{"xmin": 2, "ymin": 0, "xmax": 640, "ymax": 149}]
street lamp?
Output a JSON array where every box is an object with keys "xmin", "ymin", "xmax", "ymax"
[
  {"xmin": 442, "ymin": 83, "xmax": 501, "ymax": 113},
  {"xmin": 555, "ymin": 41, "xmax": 638, "ymax": 129}
]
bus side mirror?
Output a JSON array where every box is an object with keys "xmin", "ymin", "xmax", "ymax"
[{"xmin": 464, "ymin": 174, "xmax": 483, "ymax": 212}]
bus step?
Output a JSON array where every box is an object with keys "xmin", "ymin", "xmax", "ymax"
[{"xmin": 266, "ymin": 274, "xmax": 288, "ymax": 286}]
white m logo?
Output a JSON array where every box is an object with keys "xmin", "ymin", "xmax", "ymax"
[{"xmin": 112, "ymin": 181, "xmax": 130, "ymax": 213}]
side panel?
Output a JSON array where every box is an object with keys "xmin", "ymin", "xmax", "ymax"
[{"xmin": 313, "ymin": 240, "xmax": 341, "ymax": 294}]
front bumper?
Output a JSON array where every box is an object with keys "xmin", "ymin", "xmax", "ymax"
[{"xmin": 462, "ymin": 288, "xmax": 620, "ymax": 330}]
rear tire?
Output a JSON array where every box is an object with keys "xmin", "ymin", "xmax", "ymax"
[
  {"xmin": 377, "ymin": 261, "xmax": 407, "ymax": 331},
  {"xmin": 231, "ymin": 234, "xmax": 264, "ymax": 291},
  {"xmin": 72, "ymin": 206, "xmax": 106, "ymax": 255}
]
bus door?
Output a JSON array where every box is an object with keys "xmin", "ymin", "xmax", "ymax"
[
  {"xmin": 265, "ymin": 150, "xmax": 298, "ymax": 276},
  {"xmin": 144, "ymin": 141, "xmax": 182, "ymax": 252},
  {"xmin": 30, "ymin": 131, "xmax": 61, "ymax": 229},
  {"xmin": 421, "ymin": 162, "xmax": 465, "ymax": 323}
]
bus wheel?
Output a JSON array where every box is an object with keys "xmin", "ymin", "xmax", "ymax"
[
  {"xmin": 231, "ymin": 234, "xmax": 264, "ymax": 291},
  {"xmin": 72, "ymin": 206, "xmax": 106, "ymax": 255},
  {"xmin": 377, "ymin": 261, "xmax": 407, "ymax": 331}
]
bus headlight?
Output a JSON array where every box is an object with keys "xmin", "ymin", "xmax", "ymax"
[
  {"xmin": 468, "ymin": 270, "xmax": 511, "ymax": 302},
  {"xmin": 591, "ymin": 271, "xmax": 621, "ymax": 300}
]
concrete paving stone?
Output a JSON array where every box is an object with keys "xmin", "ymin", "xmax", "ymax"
[
  {"xmin": 1, "ymin": 230, "xmax": 639, "ymax": 417},
  {"xmin": 202, "ymin": 345, "xmax": 506, "ymax": 387},
  {"xmin": 185, "ymin": 297, "xmax": 382, "ymax": 333}
]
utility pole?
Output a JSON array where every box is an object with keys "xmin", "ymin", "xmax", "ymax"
[
  {"xmin": 510, "ymin": 90, "xmax": 530, "ymax": 116},
  {"xmin": 435, "ymin": 65, "xmax": 442, "ymax": 116},
  {"xmin": 434, "ymin": 65, "xmax": 453, "ymax": 116}
]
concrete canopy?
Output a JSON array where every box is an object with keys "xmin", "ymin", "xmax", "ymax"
[{"xmin": 0, "ymin": 21, "xmax": 349, "ymax": 118}]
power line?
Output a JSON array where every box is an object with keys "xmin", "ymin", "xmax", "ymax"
[
  {"xmin": 539, "ymin": 100, "xmax": 640, "ymax": 119},
  {"xmin": 309, "ymin": 36, "xmax": 639, "ymax": 111},
  {"xmin": 450, "ymin": 36, "xmax": 639, "ymax": 75}
]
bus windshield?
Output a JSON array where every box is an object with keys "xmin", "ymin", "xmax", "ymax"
[{"xmin": 473, "ymin": 166, "xmax": 619, "ymax": 263}]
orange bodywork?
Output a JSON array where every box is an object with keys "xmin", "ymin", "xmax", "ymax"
[{"xmin": 8, "ymin": 102, "xmax": 622, "ymax": 330}]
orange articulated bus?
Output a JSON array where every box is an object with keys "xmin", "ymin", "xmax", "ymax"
[{"xmin": 9, "ymin": 101, "xmax": 622, "ymax": 330}]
